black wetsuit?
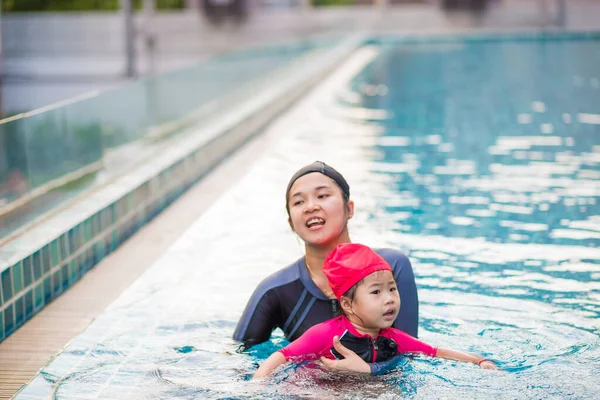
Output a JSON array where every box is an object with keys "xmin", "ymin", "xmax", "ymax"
[{"xmin": 234, "ymin": 248, "xmax": 419, "ymax": 351}]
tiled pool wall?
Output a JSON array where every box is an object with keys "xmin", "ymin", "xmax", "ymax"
[
  {"xmin": 1, "ymin": 30, "xmax": 599, "ymax": 343},
  {"xmin": 0, "ymin": 147, "xmax": 208, "ymax": 342}
]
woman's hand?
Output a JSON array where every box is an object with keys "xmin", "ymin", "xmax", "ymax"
[{"xmin": 319, "ymin": 336, "xmax": 371, "ymax": 374}]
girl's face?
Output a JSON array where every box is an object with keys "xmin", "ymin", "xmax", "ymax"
[
  {"xmin": 342, "ymin": 270, "xmax": 400, "ymax": 331},
  {"xmin": 287, "ymin": 173, "xmax": 354, "ymax": 247}
]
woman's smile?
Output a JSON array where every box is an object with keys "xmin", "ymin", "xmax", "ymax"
[{"xmin": 306, "ymin": 217, "xmax": 326, "ymax": 230}]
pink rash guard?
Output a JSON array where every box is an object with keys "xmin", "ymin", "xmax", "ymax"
[{"xmin": 279, "ymin": 315, "xmax": 437, "ymax": 363}]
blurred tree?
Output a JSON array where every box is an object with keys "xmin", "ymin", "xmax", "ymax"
[
  {"xmin": 312, "ymin": 0, "xmax": 355, "ymax": 6},
  {"xmin": 156, "ymin": 0, "xmax": 185, "ymax": 9},
  {"xmin": 2, "ymin": 0, "xmax": 184, "ymax": 11}
]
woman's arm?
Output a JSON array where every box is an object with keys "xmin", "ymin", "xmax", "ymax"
[
  {"xmin": 435, "ymin": 348, "xmax": 498, "ymax": 369},
  {"xmin": 234, "ymin": 286, "xmax": 281, "ymax": 350},
  {"xmin": 253, "ymin": 352, "xmax": 286, "ymax": 379}
]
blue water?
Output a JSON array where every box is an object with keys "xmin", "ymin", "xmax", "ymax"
[{"xmin": 15, "ymin": 36, "xmax": 600, "ymax": 399}]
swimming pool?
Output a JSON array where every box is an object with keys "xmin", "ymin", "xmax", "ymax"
[{"xmin": 15, "ymin": 35, "xmax": 600, "ymax": 399}]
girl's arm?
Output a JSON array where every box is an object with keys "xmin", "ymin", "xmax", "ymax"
[
  {"xmin": 254, "ymin": 323, "xmax": 331, "ymax": 379},
  {"xmin": 253, "ymin": 352, "xmax": 286, "ymax": 379},
  {"xmin": 435, "ymin": 348, "xmax": 498, "ymax": 369}
]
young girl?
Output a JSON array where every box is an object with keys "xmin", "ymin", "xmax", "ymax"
[{"xmin": 253, "ymin": 243, "xmax": 498, "ymax": 378}]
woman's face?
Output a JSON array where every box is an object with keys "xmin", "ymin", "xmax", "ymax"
[{"xmin": 287, "ymin": 173, "xmax": 354, "ymax": 247}]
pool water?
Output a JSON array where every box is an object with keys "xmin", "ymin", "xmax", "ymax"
[{"xmin": 16, "ymin": 37, "xmax": 600, "ymax": 399}]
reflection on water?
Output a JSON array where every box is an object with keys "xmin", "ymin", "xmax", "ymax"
[
  {"xmin": 354, "ymin": 40, "xmax": 599, "ymax": 248},
  {"xmin": 16, "ymin": 39, "xmax": 600, "ymax": 399}
]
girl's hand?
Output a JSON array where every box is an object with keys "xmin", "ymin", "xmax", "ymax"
[
  {"xmin": 479, "ymin": 360, "xmax": 498, "ymax": 370},
  {"xmin": 319, "ymin": 336, "xmax": 371, "ymax": 374}
]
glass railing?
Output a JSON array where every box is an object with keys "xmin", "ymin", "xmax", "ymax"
[{"xmin": 0, "ymin": 36, "xmax": 341, "ymax": 240}]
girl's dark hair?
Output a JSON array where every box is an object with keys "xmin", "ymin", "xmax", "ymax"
[
  {"xmin": 342, "ymin": 281, "xmax": 361, "ymax": 303},
  {"xmin": 335, "ymin": 279, "xmax": 364, "ymax": 319}
]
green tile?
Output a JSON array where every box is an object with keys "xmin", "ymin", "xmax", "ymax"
[
  {"xmin": 4, "ymin": 303, "xmax": 14, "ymax": 335},
  {"xmin": 95, "ymin": 242, "xmax": 104, "ymax": 262},
  {"xmin": 12, "ymin": 262, "xmax": 23, "ymax": 294},
  {"xmin": 99, "ymin": 209, "xmax": 107, "ymax": 231},
  {"xmin": 15, "ymin": 297, "xmax": 25, "ymax": 327},
  {"xmin": 69, "ymin": 260, "xmax": 77, "ymax": 284},
  {"xmin": 114, "ymin": 200, "xmax": 121, "ymax": 220},
  {"xmin": 105, "ymin": 208, "xmax": 112, "ymax": 228},
  {"xmin": 60, "ymin": 233, "xmax": 70, "ymax": 260},
  {"xmin": 89, "ymin": 215, "xmax": 96, "ymax": 238},
  {"xmin": 93, "ymin": 213, "xmax": 100, "ymax": 236},
  {"xmin": 25, "ymin": 290, "xmax": 34, "ymax": 318},
  {"xmin": 108, "ymin": 203, "xmax": 115, "ymax": 223},
  {"xmin": 1, "ymin": 268, "xmax": 13, "ymax": 304},
  {"xmin": 109, "ymin": 205, "xmax": 116, "ymax": 224},
  {"xmin": 78, "ymin": 253, "xmax": 87, "ymax": 275},
  {"xmin": 43, "ymin": 276, "xmax": 52, "ymax": 303},
  {"xmin": 87, "ymin": 248, "xmax": 94, "ymax": 269},
  {"xmin": 42, "ymin": 245, "xmax": 51, "ymax": 273},
  {"xmin": 23, "ymin": 256, "xmax": 33, "ymax": 288},
  {"xmin": 0, "ymin": 310, "xmax": 4, "ymax": 340},
  {"xmin": 32, "ymin": 251, "xmax": 42, "ymax": 280},
  {"xmin": 52, "ymin": 270, "xmax": 62, "ymax": 296},
  {"xmin": 34, "ymin": 283, "xmax": 44, "ymax": 310},
  {"xmin": 104, "ymin": 236, "xmax": 111, "ymax": 254},
  {"xmin": 75, "ymin": 224, "xmax": 83, "ymax": 249},
  {"xmin": 98, "ymin": 212, "xmax": 105, "ymax": 233},
  {"xmin": 51, "ymin": 239, "xmax": 60, "ymax": 267},
  {"xmin": 61, "ymin": 264, "xmax": 69, "ymax": 292},
  {"xmin": 68, "ymin": 227, "xmax": 77, "ymax": 254},
  {"xmin": 119, "ymin": 197, "xmax": 128, "ymax": 216},
  {"xmin": 84, "ymin": 219, "xmax": 91, "ymax": 240}
]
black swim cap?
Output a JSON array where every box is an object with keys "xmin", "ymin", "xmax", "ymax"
[{"xmin": 285, "ymin": 161, "xmax": 350, "ymax": 204}]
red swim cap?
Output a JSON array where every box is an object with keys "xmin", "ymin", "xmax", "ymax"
[{"xmin": 323, "ymin": 243, "xmax": 392, "ymax": 299}]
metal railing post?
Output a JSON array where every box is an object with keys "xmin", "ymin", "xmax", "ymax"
[{"xmin": 122, "ymin": 0, "xmax": 136, "ymax": 78}]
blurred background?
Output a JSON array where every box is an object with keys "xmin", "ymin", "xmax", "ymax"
[
  {"xmin": 1, "ymin": 1, "xmax": 599, "ymax": 399},
  {"xmin": 0, "ymin": 0, "xmax": 576, "ymax": 117}
]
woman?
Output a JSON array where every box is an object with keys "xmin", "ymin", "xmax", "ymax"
[{"xmin": 234, "ymin": 161, "xmax": 419, "ymax": 374}]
